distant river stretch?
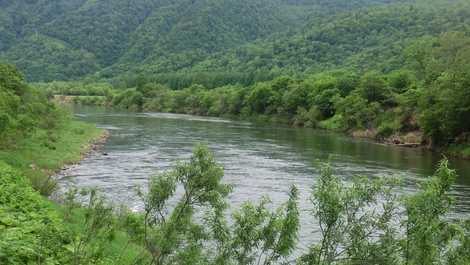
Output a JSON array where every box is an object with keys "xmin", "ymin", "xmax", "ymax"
[{"xmin": 57, "ymin": 106, "xmax": 470, "ymax": 249}]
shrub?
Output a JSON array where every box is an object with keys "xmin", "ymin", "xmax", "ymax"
[
  {"xmin": 138, "ymin": 145, "xmax": 300, "ymax": 265},
  {"xmin": 0, "ymin": 162, "xmax": 69, "ymax": 265}
]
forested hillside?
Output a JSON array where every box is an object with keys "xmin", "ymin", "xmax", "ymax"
[
  {"xmin": 119, "ymin": 0, "xmax": 470, "ymax": 88},
  {"xmin": 185, "ymin": 0, "xmax": 470, "ymax": 75},
  {"xmin": 0, "ymin": 0, "xmax": 409, "ymax": 82}
]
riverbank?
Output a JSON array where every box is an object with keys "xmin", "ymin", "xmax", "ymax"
[
  {"xmin": 62, "ymin": 95, "xmax": 470, "ymax": 160},
  {"xmin": 232, "ymin": 113, "xmax": 470, "ymax": 160},
  {"xmin": 350, "ymin": 128, "xmax": 470, "ymax": 160},
  {"xmin": 0, "ymin": 119, "xmax": 106, "ymax": 195},
  {"xmin": 212, "ymin": 111, "xmax": 470, "ymax": 160},
  {"xmin": 23, "ymin": 107, "xmax": 470, "ymax": 264},
  {"xmin": 447, "ymin": 144, "xmax": 470, "ymax": 160},
  {"xmin": 0, "ymin": 118, "xmax": 149, "ymax": 264}
]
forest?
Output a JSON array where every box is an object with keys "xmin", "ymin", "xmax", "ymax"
[
  {"xmin": 1, "ymin": 0, "xmax": 419, "ymax": 82},
  {"xmin": 45, "ymin": 30, "xmax": 470, "ymax": 158},
  {"xmin": 1, "ymin": 66, "xmax": 470, "ymax": 263},
  {"xmin": 1, "ymin": 0, "xmax": 470, "ymax": 264}
]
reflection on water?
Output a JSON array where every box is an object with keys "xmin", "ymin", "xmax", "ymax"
[{"xmin": 57, "ymin": 106, "xmax": 470, "ymax": 248}]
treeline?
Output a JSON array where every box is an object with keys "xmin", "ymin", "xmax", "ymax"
[
  {"xmin": 35, "ymin": 81, "xmax": 113, "ymax": 97},
  {"xmin": 59, "ymin": 31, "xmax": 470, "ymax": 154},
  {"xmin": 0, "ymin": 64, "xmax": 67, "ymax": 149},
  {"xmin": 114, "ymin": 71, "xmax": 277, "ymax": 90}
]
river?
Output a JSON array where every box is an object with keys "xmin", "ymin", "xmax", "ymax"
[{"xmin": 57, "ymin": 106, "xmax": 470, "ymax": 249}]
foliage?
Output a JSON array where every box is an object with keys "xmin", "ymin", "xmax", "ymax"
[
  {"xmin": 0, "ymin": 63, "xmax": 107, "ymax": 196},
  {"xmin": 138, "ymin": 145, "xmax": 300, "ymax": 265},
  {"xmin": 417, "ymin": 32, "xmax": 470, "ymax": 146},
  {"xmin": 0, "ymin": 63, "xmax": 68, "ymax": 149},
  {"xmin": 0, "ymin": 162, "xmax": 69, "ymax": 265},
  {"xmin": 0, "ymin": 0, "xmax": 433, "ymax": 83},
  {"xmin": 1, "ymin": 34, "xmax": 99, "ymax": 82},
  {"xmin": 59, "ymin": 188, "xmax": 149, "ymax": 265},
  {"xmin": 2, "ymin": 2, "xmax": 470, "ymax": 262},
  {"xmin": 138, "ymin": 144, "xmax": 232, "ymax": 264},
  {"xmin": 113, "ymin": 146, "xmax": 470, "ymax": 265},
  {"xmin": 0, "ymin": 164, "xmax": 148, "ymax": 265},
  {"xmin": 100, "ymin": 30, "xmax": 470, "ymax": 150},
  {"xmin": 403, "ymin": 159, "xmax": 458, "ymax": 265},
  {"xmin": 36, "ymin": 81, "xmax": 113, "ymax": 97},
  {"xmin": 176, "ymin": 0, "xmax": 470, "ymax": 87},
  {"xmin": 2, "ymin": 107, "xmax": 470, "ymax": 264},
  {"xmin": 299, "ymin": 159, "xmax": 470, "ymax": 265},
  {"xmin": 4, "ymin": 0, "xmax": 470, "ymax": 152}
]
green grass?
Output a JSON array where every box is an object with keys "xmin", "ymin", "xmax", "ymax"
[
  {"xmin": 0, "ymin": 161, "xmax": 148, "ymax": 265},
  {"xmin": 0, "ymin": 120, "xmax": 103, "ymax": 194},
  {"xmin": 52, "ymin": 204, "xmax": 148, "ymax": 264},
  {"xmin": 0, "ymin": 161, "xmax": 69, "ymax": 264},
  {"xmin": 0, "ymin": 118, "xmax": 149, "ymax": 264}
]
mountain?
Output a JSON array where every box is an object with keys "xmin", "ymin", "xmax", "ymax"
[
  {"xmin": 178, "ymin": 0, "xmax": 470, "ymax": 76},
  {"xmin": 0, "ymin": 0, "xmax": 410, "ymax": 82}
]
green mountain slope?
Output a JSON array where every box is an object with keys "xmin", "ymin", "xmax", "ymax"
[
  {"xmin": 1, "ymin": 0, "xmax": 409, "ymax": 82},
  {"xmin": 2, "ymin": 34, "xmax": 99, "ymax": 81},
  {"xmin": 132, "ymin": 0, "xmax": 470, "ymax": 80}
]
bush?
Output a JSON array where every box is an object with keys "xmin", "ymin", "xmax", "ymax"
[
  {"xmin": 111, "ymin": 89, "xmax": 144, "ymax": 111},
  {"xmin": 0, "ymin": 162, "xmax": 69, "ymax": 265},
  {"xmin": 357, "ymin": 72, "xmax": 388, "ymax": 102},
  {"xmin": 138, "ymin": 145, "xmax": 300, "ymax": 265},
  {"xmin": 299, "ymin": 159, "xmax": 470, "ymax": 265},
  {"xmin": 334, "ymin": 93, "xmax": 380, "ymax": 130},
  {"xmin": 377, "ymin": 122, "xmax": 396, "ymax": 139},
  {"xmin": 293, "ymin": 106, "xmax": 323, "ymax": 128},
  {"xmin": 0, "ymin": 64, "xmax": 66, "ymax": 148}
]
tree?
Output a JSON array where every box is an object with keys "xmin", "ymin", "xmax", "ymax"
[
  {"xmin": 357, "ymin": 72, "xmax": 390, "ymax": 103},
  {"xmin": 299, "ymin": 165, "xmax": 399, "ymax": 265},
  {"xmin": 300, "ymin": 159, "xmax": 468, "ymax": 265},
  {"xmin": 246, "ymin": 83, "xmax": 276, "ymax": 114},
  {"xmin": 418, "ymin": 32, "xmax": 470, "ymax": 145},
  {"xmin": 139, "ymin": 145, "xmax": 300, "ymax": 265},
  {"xmin": 403, "ymin": 159, "xmax": 459, "ymax": 265}
]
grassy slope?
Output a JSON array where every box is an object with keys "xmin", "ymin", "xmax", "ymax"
[
  {"xmin": 0, "ymin": 118, "xmax": 147, "ymax": 264},
  {"xmin": 0, "ymin": 161, "xmax": 68, "ymax": 264},
  {"xmin": 0, "ymin": 120, "xmax": 103, "ymax": 193}
]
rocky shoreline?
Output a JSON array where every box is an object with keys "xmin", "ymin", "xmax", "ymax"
[
  {"xmin": 80, "ymin": 129, "xmax": 110, "ymax": 158},
  {"xmin": 62, "ymin": 129, "xmax": 110, "ymax": 172},
  {"xmin": 49, "ymin": 129, "xmax": 110, "ymax": 202}
]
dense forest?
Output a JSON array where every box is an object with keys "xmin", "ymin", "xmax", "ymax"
[
  {"xmin": 119, "ymin": 0, "xmax": 470, "ymax": 87},
  {"xmin": 1, "ymin": 0, "xmax": 469, "ymax": 86},
  {"xmin": 1, "ymin": 0, "xmax": 412, "ymax": 82}
]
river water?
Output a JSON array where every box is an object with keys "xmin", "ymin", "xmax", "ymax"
[{"xmin": 57, "ymin": 106, "xmax": 470, "ymax": 249}]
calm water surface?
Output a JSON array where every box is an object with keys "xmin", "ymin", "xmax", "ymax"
[{"xmin": 57, "ymin": 106, "xmax": 470, "ymax": 248}]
